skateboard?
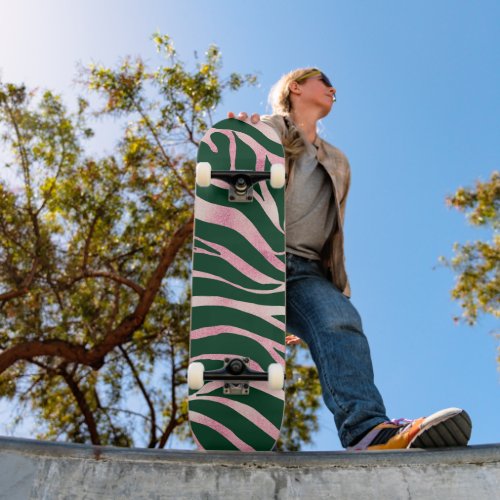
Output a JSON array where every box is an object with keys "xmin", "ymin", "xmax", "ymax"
[{"xmin": 188, "ymin": 118, "xmax": 286, "ymax": 451}]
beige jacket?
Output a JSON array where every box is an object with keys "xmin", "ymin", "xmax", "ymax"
[{"xmin": 261, "ymin": 114, "xmax": 352, "ymax": 297}]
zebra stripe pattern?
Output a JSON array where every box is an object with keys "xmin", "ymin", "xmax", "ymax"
[{"xmin": 189, "ymin": 119, "xmax": 286, "ymax": 451}]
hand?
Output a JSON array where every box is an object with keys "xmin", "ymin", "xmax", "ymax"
[
  {"xmin": 285, "ymin": 334, "xmax": 302, "ymax": 346},
  {"xmin": 227, "ymin": 111, "xmax": 260, "ymax": 124}
]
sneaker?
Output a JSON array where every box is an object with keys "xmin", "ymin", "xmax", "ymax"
[{"xmin": 348, "ymin": 407, "xmax": 472, "ymax": 451}]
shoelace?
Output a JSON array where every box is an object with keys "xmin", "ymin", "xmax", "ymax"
[
  {"xmin": 390, "ymin": 418, "xmax": 415, "ymax": 426},
  {"xmin": 388, "ymin": 417, "xmax": 422, "ymax": 435},
  {"xmin": 350, "ymin": 417, "xmax": 423, "ymax": 449}
]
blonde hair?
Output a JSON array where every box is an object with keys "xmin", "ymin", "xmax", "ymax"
[
  {"xmin": 268, "ymin": 67, "xmax": 319, "ymax": 115},
  {"xmin": 268, "ymin": 67, "xmax": 319, "ymax": 168}
]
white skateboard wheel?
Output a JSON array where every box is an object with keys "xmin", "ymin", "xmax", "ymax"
[
  {"xmin": 188, "ymin": 362, "xmax": 205, "ymax": 390},
  {"xmin": 196, "ymin": 162, "xmax": 212, "ymax": 187},
  {"xmin": 267, "ymin": 363, "xmax": 285, "ymax": 390},
  {"xmin": 270, "ymin": 164, "xmax": 285, "ymax": 189}
]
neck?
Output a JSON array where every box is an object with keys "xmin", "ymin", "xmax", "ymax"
[{"xmin": 289, "ymin": 107, "xmax": 320, "ymax": 143}]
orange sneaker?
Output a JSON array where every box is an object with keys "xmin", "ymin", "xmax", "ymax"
[{"xmin": 348, "ymin": 408, "xmax": 472, "ymax": 451}]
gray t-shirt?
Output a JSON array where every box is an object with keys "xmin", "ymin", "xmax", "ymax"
[{"xmin": 286, "ymin": 141, "xmax": 336, "ymax": 260}]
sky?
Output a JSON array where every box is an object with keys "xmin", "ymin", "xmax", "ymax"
[{"xmin": 0, "ymin": 0, "xmax": 498, "ymax": 451}]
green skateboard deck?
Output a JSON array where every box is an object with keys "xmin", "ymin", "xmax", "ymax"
[{"xmin": 188, "ymin": 118, "xmax": 286, "ymax": 451}]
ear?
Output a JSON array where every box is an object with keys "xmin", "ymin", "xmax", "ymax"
[{"xmin": 288, "ymin": 81, "xmax": 302, "ymax": 96}]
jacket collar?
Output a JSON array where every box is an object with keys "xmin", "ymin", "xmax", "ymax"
[
  {"xmin": 283, "ymin": 115, "xmax": 338, "ymax": 176},
  {"xmin": 314, "ymin": 136, "xmax": 338, "ymax": 178}
]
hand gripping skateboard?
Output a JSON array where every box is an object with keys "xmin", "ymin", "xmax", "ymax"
[{"xmin": 188, "ymin": 118, "xmax": 286, "ymax": 451}]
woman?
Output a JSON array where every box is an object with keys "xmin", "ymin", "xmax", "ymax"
[{"xmin": 228, "ymin": 68, "xmax": 471, "ymax": 450}]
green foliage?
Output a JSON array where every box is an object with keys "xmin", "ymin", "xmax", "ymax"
[
  {"xmin": 442, "ymin": 171, "xmax": 499, "ymax": 329},
  {"xmin": 0, "ymin": 34, "xmax": 322, "ymax": 450}
]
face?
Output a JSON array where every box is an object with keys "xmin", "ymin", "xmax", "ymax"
[{"xmin": 291, "ymin": 71, "xmax": 337, "ymax": 117}]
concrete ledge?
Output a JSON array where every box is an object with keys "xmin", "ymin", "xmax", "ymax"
[{"xmin": 1, "ymin": 436, "xmax": 499, "ymax": 499}]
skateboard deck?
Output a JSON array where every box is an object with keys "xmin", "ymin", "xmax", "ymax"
[{"xmin": 188, "ymin": 118, "xmax": 286, "ymax": 451}]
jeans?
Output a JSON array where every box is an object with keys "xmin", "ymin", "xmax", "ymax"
[{"xmin": 286, "ymin": 253, "xmax": 389, "ymax": 448}]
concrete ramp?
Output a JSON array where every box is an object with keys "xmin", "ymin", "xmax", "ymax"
[{"xmin": 1, "ymin": 436, "xmax": 499, "ymax": 499}]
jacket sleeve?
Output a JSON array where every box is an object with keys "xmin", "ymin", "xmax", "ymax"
[
  {"xmin": 338, "ymin": 154, "xmax": 351, "ymax": 226},
  {"xmin": 339, "ymin": 154, "xmax": 351, "ymax": 297},
  {"xmin": 260, "ymin": 114, "xmax": 287, "ymax": 139}
]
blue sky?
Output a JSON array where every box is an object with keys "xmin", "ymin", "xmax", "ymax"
[{"xmin": 0, "ymin": 0, "xmax": 498, "ymax": 450}]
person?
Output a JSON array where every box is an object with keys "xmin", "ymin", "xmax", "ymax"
[{"xmin": 228, "ymin": 67, "xmax": 472, "ymax": 450}]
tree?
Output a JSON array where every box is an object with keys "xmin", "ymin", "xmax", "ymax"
[
  {"xmin": 443, "ymin": 171, "xmax": 499, "ymax": 352},
  {"xmin": 0, "ymin": 34, "xmax": 322, "ymax": 449}
]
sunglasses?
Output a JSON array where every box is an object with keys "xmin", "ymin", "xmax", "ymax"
[
  {"xmin": 296, "ymin": 70, "xmax": 334, "ymax": 89},
  {"xmin": 295, "ymin": 70, "xmax": 336, "ymax": 103}
]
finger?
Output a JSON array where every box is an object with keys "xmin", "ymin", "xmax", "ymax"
[
  {"xmin": 227, "ymin": 112, "xmax": 235, "ymax": 118},
  {"xmin": 237, "ymin": 112, "xmax": 248, "ymax": 121},
  {"xmin": 250, "ymin": 113, "xmax": 260, "ymax": 124}
]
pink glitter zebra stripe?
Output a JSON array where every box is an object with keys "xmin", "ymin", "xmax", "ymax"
[
  {"xmin": 194, "ymin": 196, "xmax": 284, "ymax": 271},
  {"xmin": 188, "ymin": 396, "xmax": 280, "ymax": 439},
  {"xmin": 191, "ymin": 296, "xmax": 285, "ymax": 331},
  {"xmin": 191, "ymin": 325, "xmax": 285, "ymax": 363},
  {"xmin": 189, "ymin": 411, "xmax": 255, "ymax": 451},
  {"xmin": 194, "ymin": 236, "xmax": 283, "ymax": 285},
  {"xmin": 192, "ymin": 270, "xmax": 285, "ymax": 295}
]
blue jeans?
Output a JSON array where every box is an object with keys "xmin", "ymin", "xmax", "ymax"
[{"xmin": 286, "ymin": 253, "xmax": 388, "ymax": 448}]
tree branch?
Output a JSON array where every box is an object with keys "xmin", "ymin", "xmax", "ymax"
[
  {"xmin": 119, "ymin": 345, "xmax": 157, "ymax": 447},
  {"xmin": 158, "ymin": 343, "xmax": 181, "ymax": 448},
  {"xmin": 35, "ymin": 143, "xmax": 67, "ymax": 217},
  {"xmin": 81, "ymin": 184, "xmax": 123, "ymax": 271},
  {"xmin": 0, "ymin": 216, "xmax": 194, "ymax": 374},
  {"xmin": 58, "ymin": 365, "xmax": 101, "ymax": 445},
  {"xmin": 0, "ymin": 257, "xmax": 39, "ymax": 302},
  {"xmin": 83, "ymin": 270, "xmax": 145, "ymax": 296},
  {"xmin": 0, "ymin": 217, "xmax": 32, "ymax": 256},
  {"xmin": 82, "ymin": 208, "xmax": 102, "ymax": 271},
  {"xmin": 129, "ymin": 93, "xmax": 194, "ymax": 198}
]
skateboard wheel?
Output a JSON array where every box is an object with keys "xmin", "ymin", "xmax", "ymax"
[
  {"xmin": 196, "ymin": 162, "xmax": 212, "ymax": 187},
  {"xmin": 270, "ymin": 164, "xmax": 285, "ymax": 189},
  {"xmin": 267, "ymin": 363, "xmax": 285, "ymax": 390},
  {"xmin": 188, "ymin": 362, "xmax": 205, "ymax": 390}
]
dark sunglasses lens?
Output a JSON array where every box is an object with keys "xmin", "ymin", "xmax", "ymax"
[{"xmin": 320, "ymin": 73, "xmax": 333, "ymax": 87}]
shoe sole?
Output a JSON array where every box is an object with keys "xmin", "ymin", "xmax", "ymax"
[{"xmin": 410, "ymin": 408, "xmax": 472, "ymax": 448}]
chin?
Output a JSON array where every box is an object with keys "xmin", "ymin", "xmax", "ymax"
[{"xmin": 319, "ymin": 106, "xmax": 332, "ymax": 119}]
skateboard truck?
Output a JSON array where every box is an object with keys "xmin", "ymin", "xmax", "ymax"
[
  {"xmin": 188, "ymin": 357, "xmax": 285, "ymax": 396},
  {"xmin": 206, "ymin": 357, "xmax": 268, "ymax": 395},
  {"xmin": 195, "ymin": 162, "xmax": 286, "ymax": 203},
  {"xmin": 211, "ymin": 171, "xmax": 270, "ymax": 203}
]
